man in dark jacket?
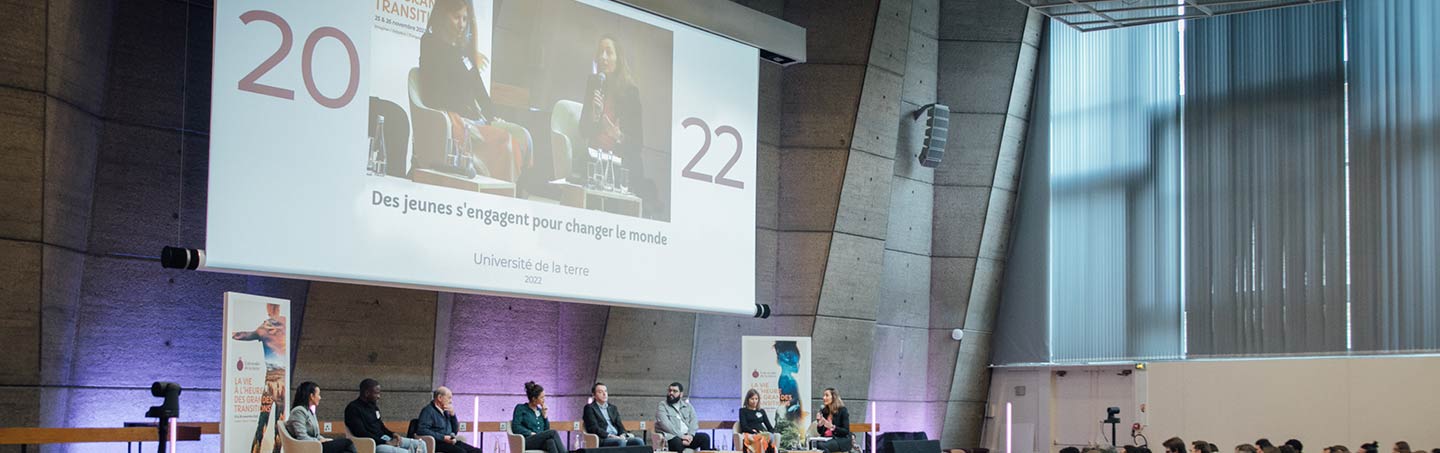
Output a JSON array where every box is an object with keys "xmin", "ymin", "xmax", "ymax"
[
  {"xmin": 582, "ymin": 383, "xmax": 644, "ymax": 447},
  {"xmin": 345, "ymin": 378, "xmax": 427, "ymax": 453},
  {"xmin": 418, "ymin": 386, "xmax": 479, "ymax": 453}
]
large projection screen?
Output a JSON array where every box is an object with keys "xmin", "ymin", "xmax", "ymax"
[{"xmin": 208, "ymin": 0, "xmax": 758, "ymax": 315}]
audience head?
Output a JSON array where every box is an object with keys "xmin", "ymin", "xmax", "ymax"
[
  {"xmin": 294, "ymin": 381, "xmax": 321, "ymax": 409},
  {"xmin": 1164, "ymin": 438, "xmax": 1187, "ymax": 453},
  {"xmin": 667, "ymin": 382, "xmax": 685, "ymax": 404},
  {"xmin": 744, "ymin": 388, "xmax": 761, "ymax": 410},
  {"xmin": 432, "ymin": 386, "xmax": 452, "ymax": 407},
  {"xmin": 1394, "ymin": 442, "xmax": 1411, "ymax": 453},
  {"xmin": 359, "ymin": 378, "xmax": 381, "ymax": 403},
  {"xmin": 524, "ymin": 381, "xmax": 545, "ymax": 407},
  {"xmin": 822, "ymin": 388, "xmax": 844, "ymax": 414},
  {"xmin": 1331, "ymin": 446, "xmax": 1350, "ymax": 453},
  {"xmin": 1280, "ymin": 445, "xmax": 1297, "ymax": 453},
  {"xmin": 1360, "ymin": 442, "xmax": 1378, "ymax": 453},
  {"xmin": 1263, "ymin": 447, "xmax": 1279, "ymax": 453},
  {"xmin": 1210, "ymin": 444, "xmax": 1220, "ymax": 453},
  {"xmin": 1194, "ymin": 441, "xmax": 1210, "ymax": 453},
  {"xmin": 1259, "ymin": 440, "xmax": 1275, "ymax": 450},
  {"xmin": 1287, "ymin": 440, "xmax": 1304, "ymax": 453},
  {"xmin": 1061, "ymin": 447, "xmax": 1081, "ymax": 453},
  {"xmin": 591, "ymin": 382, "xmax": 608, "ymax": 405},
  {"xmin": 1238, "ymin": 445, "xmax": 1258, "ymax": 453}
]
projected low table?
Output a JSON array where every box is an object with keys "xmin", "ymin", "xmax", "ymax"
[
  {"xmin": 553, "ymin": 182, "xmax": 643, "ymax": 217},
  {"xmin": 413, "ymin": 169, "xmax": 517, "ymax": 197}
]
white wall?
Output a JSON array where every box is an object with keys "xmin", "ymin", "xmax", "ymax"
[{"xmin": 1143, "ymin": 355, "xmax": 1440, "ymax": 450}]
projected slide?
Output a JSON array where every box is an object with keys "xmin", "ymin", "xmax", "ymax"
[{"xmin": 208, "ymin": 0, "xmax": 758, "ymax": 315}]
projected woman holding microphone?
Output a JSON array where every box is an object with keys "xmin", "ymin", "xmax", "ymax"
[
  {"xmin": 581, "ymin": 35, "xmax": 659, "ymax": 215},
  {"xmin": 419, "ymin": 0, "xmax": 532, "ymax": 182}
]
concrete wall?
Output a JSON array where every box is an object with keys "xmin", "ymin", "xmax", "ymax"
[{"xmin": 0, "ymin": 0, "xmax": 1038, "ymax": 451}]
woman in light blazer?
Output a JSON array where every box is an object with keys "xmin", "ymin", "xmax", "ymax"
[{"xmin": 289, "ymin": 381, "xmax": 358, "ymax": 453}]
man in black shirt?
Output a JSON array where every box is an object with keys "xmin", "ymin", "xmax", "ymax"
[{"xmin": 344, "ymin": 378, "xmax": 428, "ymax": 453}]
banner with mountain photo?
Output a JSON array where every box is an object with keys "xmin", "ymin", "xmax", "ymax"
[{"xmin": 222, "ymin": 292, "xmax": 291, "ymax": 453}]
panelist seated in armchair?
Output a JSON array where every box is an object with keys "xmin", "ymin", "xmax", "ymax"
[
  {"xmin": 656, "ymin": 382, "xmax": 710, "ymax": 452},
  {"xmin": 418, "ymin": 0, "xmax": 532, "ymax": 181},
  {"xmin": 583, "ymin": 382, "xmax": 644, "ymax": 447},
  {"xmin": 812, "ymin": 388, "xmax": 852, "ymax": 453},
  {"xmin": 288, "ymin": 381, "xmax": 358, "ymax": 453},
  {"xmin": 418, "ymin": 386, "xmax": 480, "ymax": 453},
  {"xmin": 512, "ymin": 381, "xmax": 566, "ymax": 453},
  {"xmin": 345, "ymin": 379, "xmax": 428, "ymax": 453},
  {"xmin": 738, "ymin": 389, "xmax": 780, "ymax": 453}
]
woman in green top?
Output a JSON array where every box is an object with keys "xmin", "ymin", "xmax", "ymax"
[{"xmin": 512, "ymin": 381, "xmax": 565, "ymax": 453}]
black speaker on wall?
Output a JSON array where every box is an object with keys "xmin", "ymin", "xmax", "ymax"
[{"xmin": 917, "ymin": 103, "xmax": 949, "ymax": 168}]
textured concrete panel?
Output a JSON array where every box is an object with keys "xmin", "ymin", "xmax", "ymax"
[
  {"xmin": 868, "ymin": 325, "xmax": 929, "ymax": 401},
  {"xmin": 0, "ymin": 87, "xmax": 44, "ymax": 242},
  {"xmin": 912, "ymin": 0, "xmax": 940, "ymax": 38},
  {"xmin": 311, "ymin": 389, "xmax": 435, "ymax": 425},
  {"xmin": 868, "ymin": 0, "xmax": 912, "ymax": 76},
  {"xmin": 0, "ymin": 0, "xmax": 44, "ymax": 91},
  {"xmin": 941, "ymin": 400, "xmax": 986, "ymax": 448},
  {"xmin": 1022, "ymin": 10, "xmax": 1044, "ymax": 48},
  {"xmin": 48, "ymin": 0, "xmax": 117, "ymax": 113},
  {"xmin": 852, "ymin": 66, "xmax": 904, "ymax": 159},
  {"xmin": 902, "ymin": 31, "xmax": 939, "ymax": 107},
  {"xmin": 885, "ymin": 175, "xmax": 934, "ymax": 255},
  {"xmin": 930, "ymin": 257, "xmax": 976, "ymax": 329},
  {"xmin": 68, "ymin": 257, "xmax": 281, "ymax": 389},
  {"xmin": 964, "ymin": 258, "xmax": 1004, "ymax": 332},
  {"xmin": 1007, "ymin": 42, "xmax": 1040, "ymax": 127},
  {"xmin": 925, "ymin": 329, "xmax": 961, "ymax": 402},
  {"xmin": 595, "ymin": 307, "xmax": 696, "ymax": 396},
  {"xmin": 102, "ymin": 0, "xmax": 188, "ymax": 129},
  {"xmin": 931, "ymin": 185, "xmax": 989, "ymax": 258},
  {"xmin": 443, "ymin": 295, "xmax": 606, "ymax": 398},
  {"xmin": 871, "ymin": 400, "xmax": 946, "ymax": 442},
  {"xmin": 733, "ymin": 0, "xmax": 784, "ymax": 18},
  {"xmin": 183, "ymin": 3, "xmax": 214, "ymax": 134},
  {"xmin": 776, "ymin": 231, "xmax": 830, "ymax": 316},
  {"xmin": 295, "ymin": 282, "xmax": 437, "ymax": 393},
  {"xmin": 0, "ymin": 387, "xmax": 40, "ymax": 436},
  {"xmin": 835, "ymin": 148, "xmax": 895, "ymax": 240},
  {"xmin": 759, "ymin": 63, "xmax": 784, "ymax": 147},
  {"xmin": 893, "ymin": 103, "xmax": 936, "ymax": 184},
  {"xmin": 690, "ymin": 314, "xmax": 815, "ymax": 400},
  {"xmin": 811, "ymin": 316, "xmax": 876, "ymax": 402},
  {"xmin": 978, "ymin": 189, "xmax": 1015, "ymax": 261},
  {"xmin": 44, "ymin": 98, "xmax": 101, "ymax": 251},
  {"xmin": 784, "ymin": 0, "xmax": 878, "ymax": 65},
  {"xmin": 757, "ymin": 142, "xmax": 781, "ymax": 230},
  {"xmin": 938, "ymin": 41, "xmax": 1020, "ymax": 115},
  {"xmin": 782, "ymin": 64, "xmax": 865, "ymax": 149},
  {"xmin": 779, "ymin": 148, "xmax": 845, "ymax": 231},
  {"xmin": 938, "ymin": 0, "xmax": 1030, "ymax": 42},
  {"xmin": 934, "ymin": 113, "xmax": 1004, "ymax": 187},
  {"xmin": 876, "ymin": 250, "xmax": 930, "ymax": 329},
  {"xmin": 994, "ymin": 117, "xmax": 1027, "ymax": 192},
  {"xmin": 817, "ymin": 233, "xmax": 885, "ymax": 321},
  {"xmin": 40, "ymin": 245, "xmax": 85, "ymax": 388},
  {"xmin": 757, "ymin": 227, "xmax": 779, "ymax": 306},
  {"xmin": 0, "ymin": 240, "xmax": 40, "ymax": 386},
  {"xmin": 103, "ymin": 0, "xmax": 189, "ymax": 130},
  {"xmin": 87, "ymin": 121, "xmax": 182, "ymax": 257},
  {"xmin": 948, "ymin": 331, "xmax": 992, "ymax": 403},
  {"xmin": 179, "ymin": 133, "xmax": 209, "ymax": 248}
]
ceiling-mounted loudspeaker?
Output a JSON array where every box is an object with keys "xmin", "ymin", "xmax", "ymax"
[{"xmin": 918, "ymin": 104, "xmax": 949, "ymax": 168}]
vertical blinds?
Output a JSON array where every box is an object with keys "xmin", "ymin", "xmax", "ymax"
[
  {"xmin": 1047, "ymin": 21, "xmax": 1183, "ymax": 363},
  {"xmin": 1182, "ymin": 2, "xmax": 1349, "ymax": 357},
  {"xmin": 1348, "ymin": 0, "xmax": 1440, "ymax": 352}
]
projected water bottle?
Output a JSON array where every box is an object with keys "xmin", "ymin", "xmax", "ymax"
[{"xmin": 368, "ymin": 116, "xmax": 387, "ymax": 176}]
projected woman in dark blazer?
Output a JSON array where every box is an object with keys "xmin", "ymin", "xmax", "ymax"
[
  {"xmin": 419, "ymin": 0, "xmax": 532, "ymax": 181},
  {"xmin": 580, "ymin": 34, "xmax": 659, "ymax": 214},
  {"xmin": 814, "ymin": 388, "xmax": 851, "ymax": 453}
]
